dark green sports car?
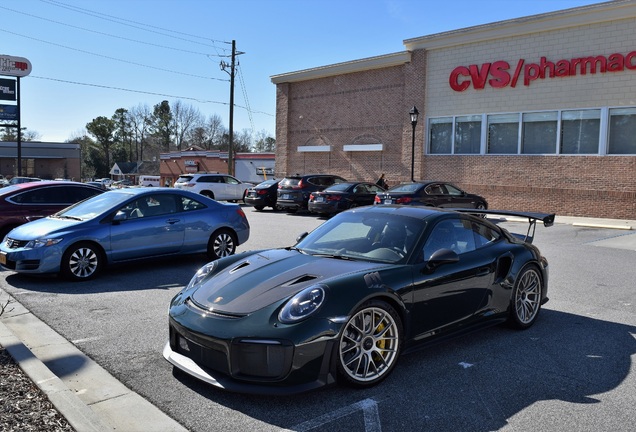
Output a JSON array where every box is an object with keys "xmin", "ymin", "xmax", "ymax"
[{"xmin": 164, "ymin": 205, "xmax": 554, "ymax": 394}]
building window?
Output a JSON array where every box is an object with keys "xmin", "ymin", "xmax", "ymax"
[
  {"xmin": 522, "ymin": 112, "xmax": 557, "ymax": 154},
  {"xmin": 428, "ymin": 117, "xmax": 452, "ymax": 154},
  {"xmin": 560, "ymin": 109, "xmax": 600, "ymax": 154},
  {"xmin": 487, "ymin": 114, "xmax": 519, "ymax": 154},
  {"xmin": 608, "ymin": 107, "xmax": 636, "ymax": 154},
  {"xmin": 454, "ymin": 115, "xmax": 481, "ymax": 154}
]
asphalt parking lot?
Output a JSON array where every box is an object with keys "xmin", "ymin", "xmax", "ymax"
[{"xmin": 1, "ymin": 206, "xmax": 635, "ymax": 432}]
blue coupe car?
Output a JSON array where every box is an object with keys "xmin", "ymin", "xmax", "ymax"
[{"xmin": 0, "ymin": 188, "xmax": 250, "ymax": 280}]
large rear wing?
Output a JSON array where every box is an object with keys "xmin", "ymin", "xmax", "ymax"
[{"xmin": 452, "ymin": 209, "xmax": 555, "ymax": 244}]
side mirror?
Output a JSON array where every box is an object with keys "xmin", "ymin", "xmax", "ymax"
[
  {"xmin": 295, "ymin": 232, "xmax": 309, "ymax": 243},
  {"xmin": 113, "ymin": 211, "xmax": 127, "ymax": 222},
  {"xmin": 423, "ymin": 248, "xmax": 459, "ymax": 273}
]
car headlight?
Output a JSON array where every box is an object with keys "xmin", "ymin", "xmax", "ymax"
[
  {"xmin": 186, "ymin": 261, "xmax": 218, "ymax": 289},
  {"xmin": 279, "ymin": 285, "xmax": 326, "ymax": 323},
  {"xmin": 24, "ymin": 238, "xmax": 63, "ymax": 249}
]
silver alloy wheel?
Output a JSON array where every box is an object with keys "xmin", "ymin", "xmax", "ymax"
[
  {"xmin": 68, "ymin": 246, "xmax": 99, "ymax": 279},
  {"xmin": 514, "ymin": 267, "xmax": 542, "ymax": 325},
  {"xmin": 339, "ymin": 306, "xmax": 400, "ymax": 383},
  {"xmin": 212, "ymin": 231, "xmax": 235, "ymax": 258}
]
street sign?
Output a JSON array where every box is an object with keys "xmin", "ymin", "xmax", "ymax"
[{"xmin": 0, "ymin": 55, "xmax": 32, "ymax": 77}]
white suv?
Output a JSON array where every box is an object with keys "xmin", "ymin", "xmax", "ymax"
[{"xmin": 173, "ymin": 173, "xmax": 251, "ymax": 202}]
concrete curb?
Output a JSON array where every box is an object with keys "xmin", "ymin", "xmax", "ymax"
[
  {"xmin": 0, "ymin": 320, "xmax": 109, "ymax": 432},
  {"xmin": 0, "ymin": 289, "xmax": 188, "ymax": 432}
]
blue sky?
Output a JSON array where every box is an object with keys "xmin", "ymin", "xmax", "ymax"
[{"xmin": 2, "ymin": 0, "xmax": 605, "ymax": 143}]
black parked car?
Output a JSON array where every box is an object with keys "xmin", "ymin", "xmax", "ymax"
[
  {"xmin": 375, "ymin": 181, "xmax": 488, "ymax": 210},
  {"xmin": 164, "ymin": 205, "xmax": 554, "ymax": 394},
  {"xmin": 308, "ymin": 181, "xmax": 386, "ymax": 216},
  {"xmin": 277, "ymin": 174, "xmax": 347, "ymax": 213},
  {"xmin": 244, "ymin": 179, "xmax": 280, "ymax": 211}
]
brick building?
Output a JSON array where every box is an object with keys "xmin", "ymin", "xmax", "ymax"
[
  {"xmin": 271, "ymin": 0, "xmax": 636, "ymax": 219},
  {"xmin": 0, "ymin": 141, "xmax": 81, "ymax": 180}
]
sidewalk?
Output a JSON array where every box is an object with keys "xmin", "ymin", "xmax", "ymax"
[
  {"xmin": 0, "ymin": 293, "xmax": 187, "ymax": 432},
  {"xmin": 0, "ymin": 215, "xmax": 634, "ymax": 431}
]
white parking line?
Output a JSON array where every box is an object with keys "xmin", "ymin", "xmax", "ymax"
[{"xmin": 291, "ymin": 398, "xmax": 382, "ymax": 432}]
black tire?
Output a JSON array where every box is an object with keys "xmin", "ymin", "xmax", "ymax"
[
  {"xmin": 207, "ymin": 229, "xmax": 236, "ymax": 260},
  {"xmin": 337, "ymin": 300, "xmax": 402, "ymax": 388},
  {"xmin": 61, "ymin": 242, "xmax": 103, "ymax": 281},
  {"xmin": 254, "ymin": 205, "xmax": 265, "ymax": 211},
  {"xmin": 508, "ymin": 265, "xmax": 543, "ymax": 329}
]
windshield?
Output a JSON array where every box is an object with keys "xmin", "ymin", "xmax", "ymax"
[
  {"xmin": 295, "ymin": 211, "xmax": 425, "ymax": 264},
  {"xmin": 388, "ymin": 183, "xmax": 424, "ymax": 193},
  {"xmin": 323, "ymin": 183, "xmax": 353, "ymax": 192},
  {"xmin": 56, "ymin": 191, "xmax": 133, "ymax": 220},
  {"xmin": 175, "ymin": 176, "xmax": 193, "ymax": 184}
]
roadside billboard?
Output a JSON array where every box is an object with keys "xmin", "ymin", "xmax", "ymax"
[
  {"xmin": 0, "ymin": 78, "xmax": 16, "ymax": 101},
  {"xmin": 0, "ymin": 104, "xmax": 18, "ymax": 120}
]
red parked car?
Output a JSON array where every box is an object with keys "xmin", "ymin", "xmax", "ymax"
[{"xmin": 0, "ymin": 181, "xmax": 105, "ymax": 239}]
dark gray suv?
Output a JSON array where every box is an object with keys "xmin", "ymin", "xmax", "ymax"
[{"xmin": 277, "ymin": 174, "xmax": 346, "ymax": 213}]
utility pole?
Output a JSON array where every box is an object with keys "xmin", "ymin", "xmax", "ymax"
[{"xmin": 220, "ymin": 40, "xmax": 243, "ymax": 176}]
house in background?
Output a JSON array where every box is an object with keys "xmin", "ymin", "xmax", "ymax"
[
  {"xmin": 160, "ymin": 147, "xmax": 275, "ymax": 186},
  {"xmin": 110, "ymin": 160, "xmax": 160, "ymax": 186}
]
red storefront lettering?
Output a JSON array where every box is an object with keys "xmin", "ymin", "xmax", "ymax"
[
  {"xmin": 488, "ymin": 61, "xmax": 511, "ymax": 88},
  {"xmin": 449, "ymin": 66, "xmax": 471, "ymax": 91},
  {"xmin": 449, "ymin": 50, "xmax": 636, "ymax": 91},
  {"xmin": 626, "ymin": 51, "xmax": 636, "ymax": 70}
]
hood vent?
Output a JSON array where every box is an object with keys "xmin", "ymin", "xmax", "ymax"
[
  {"xmin": 282, "ymin": 274, "xmax": 318, "ymax": 286},
  {"xmin": 229, "ymin": 261, "xmax": 250, "ymax": 274}
]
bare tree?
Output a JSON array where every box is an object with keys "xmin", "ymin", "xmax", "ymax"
[
  {"xmin": 172, "ymin": 100, "xmax": 203, "ymax": 151},
  {"xmin": 253, "ymin": 129, "xmax": 276, "ymax": 152},
  {"xmin": 234, "ymin": 128, "xmax": 253, "ymax": 153},
  {"xmin": 206, "ymin": 114, "xmax": 225, "ymax": 150},
  {"xmin": 129, "ymin": 103, "xmax": 153, "ymax": 161}
]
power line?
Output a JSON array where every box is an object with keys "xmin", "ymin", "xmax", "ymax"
[
  {"xmin": 29, "ymin": 75, "xmax": 275, "ymax": 117},
  {"xmin": 0, "ymin": 6, "xmax": 228, "ymax": 57},
  {"xmin": 0, "ymin": 29, "xmax": 228, "ymax": 82},
  {"xmin": 39, "ymin": 0, "xmax": 231, "ymax": 48},
  {"xmin": 237, "ymin": 65, "xmax": 256, "ymax": 133}
]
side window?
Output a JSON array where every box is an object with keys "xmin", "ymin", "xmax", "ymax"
[
  {"xmin": 306, "ymin": 177, "xmax": 319, "ymax": 187},
  {"xmin": 444, "ymin": 184, "xmax": 463, "ymax": 196},
  {"xmin": 200, "ymin": 176, "xmax": 218, "ymax": 183},
  {"xmin": 67, "ymin": 186, "xmax": 101, "ymax": 203},
  {"xmin": 16, "ymin": 187, "xmax": 64, "ymax": 204},
  {"xmin": 423, "ymin": 218, "xmax": 476, "ymax": 260},
  {"xmin": 225, "ymin": 176, "xmax": 239, "ymax": 185},
  {"xmin": 128, "ymin": 195, "xmax": 177, "ymax": 218},
  {"xmin": 180, "ymin": 196, "xmax": 207, "ymax": 212},
  {"xmin": 473, "ymin": 221, "xmax": 501, "ymax": 249}
]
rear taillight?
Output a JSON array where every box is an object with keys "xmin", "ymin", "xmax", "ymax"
[
  {"xmin": 237, "ymin": 208, "xmax": 246, "ymax": 218},
  {"xmin": 327, "ymin": 195, "xmax": 341, "ymax": 201},
  {"xmin": 309, "ymin": 193, "xmax": 315, "ymax": 200},
  {"xmin": 294, "ymin": 179, "xmax": 304, "ymax": 190},
  {"xmin": 374, "ymin": 195, "xmax": 381, "ymax": 203},
  {"xmin": 183, "ymin": 183, "xmax": 195, "ymax": 188},
  {"xmin": 396, "ymin": 197, "xmax": 412, "ymax": 204},
  {"xmin": 257, "ymin": 189, "xmax": 267, "ymax": 195}
]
